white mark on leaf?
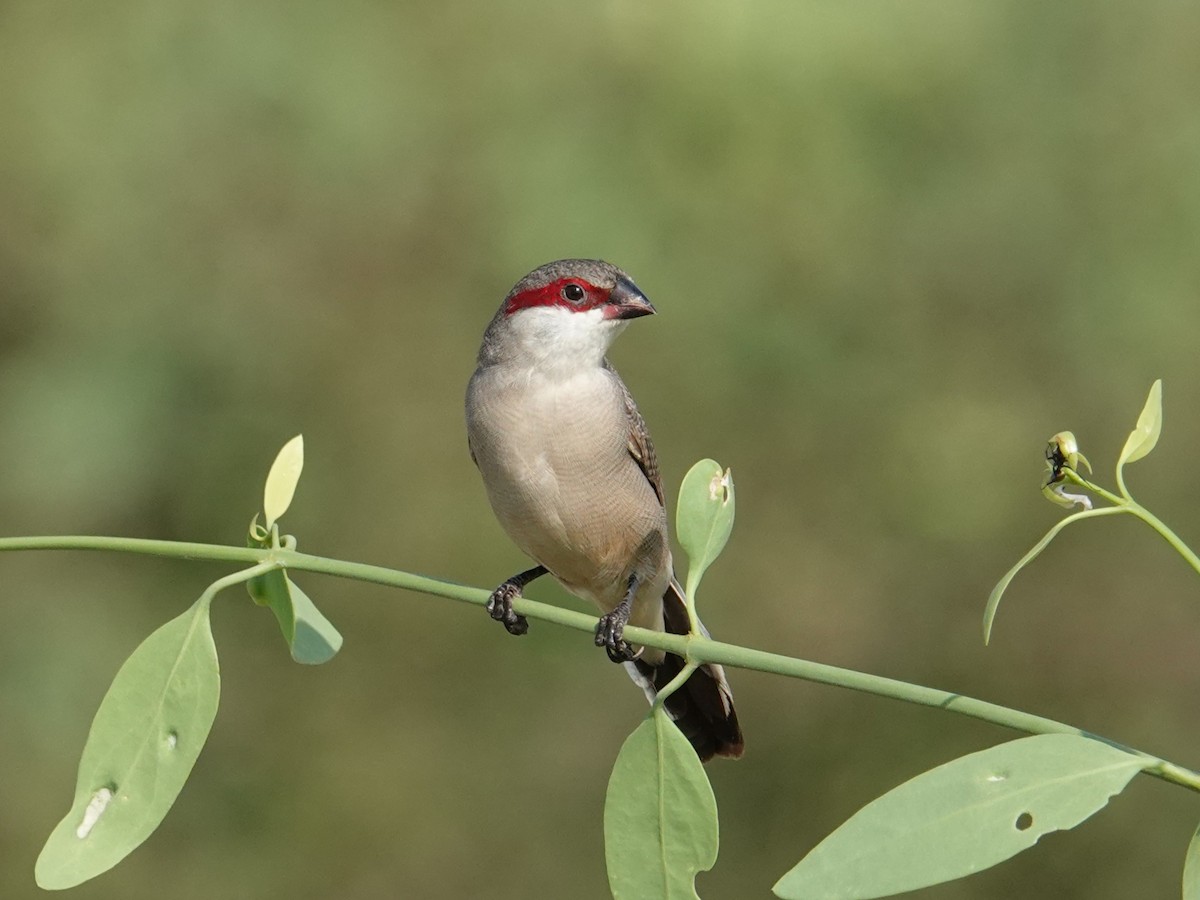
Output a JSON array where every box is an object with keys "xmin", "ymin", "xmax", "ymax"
[
  {"xmin": 166, "ymin": 731, "xmax": 178, "ymax": 750},
  {"xmin": 709, "ymin": 469, "xmax": 731, "ymax": 503},
  {"xmin": 75, "ymin": 787, "xmax": 114, "ymax": 839}
]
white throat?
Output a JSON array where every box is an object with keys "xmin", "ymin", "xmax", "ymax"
[{"xmin": 505, "ymin": 306, "xmax": 626, "ymax": 379}]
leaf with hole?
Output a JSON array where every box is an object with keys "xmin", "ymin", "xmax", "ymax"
[
  {"xmin": 36, "ymin": 598, "xmax": 220, "ymax": 890},
  {"xmin": 676, "ymin": 459, "xmax": 734, "ymax": 600},
  {"xmin": 604, "ymin": 706, "xmax": 719, "ymax": 900},
  {"xmin": 773, "ymin": 734, "xmax": 1146, "ymax": 899}
]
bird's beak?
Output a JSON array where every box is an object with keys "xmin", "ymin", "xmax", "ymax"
[{"xmin": 606, "ymin": 277, "xmax": 656, "ymax": 320}]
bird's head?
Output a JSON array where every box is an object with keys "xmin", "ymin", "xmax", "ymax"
[{"xmin": 482, "ymin": 259, "xmax": 654, "ymax": 373}]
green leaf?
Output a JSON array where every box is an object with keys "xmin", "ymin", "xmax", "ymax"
[
  {"xmin": 287, "ymin": 580, "xmax": 342, "ymax": 664},
  {"xmin": 773, "ymin": 734, "xmax": 1146, "ymax": 900},
  {"xmin": 605, "ymin": 707, "xmax": 719, "ymax": 900},
  {"xmin": 249, "ymin": 569, "xmax": 342, "ymax": 665},
  {"xmin": 1117, "ymin": 380, "xmax": 1163, "ymax": 468},
  {"xmin": 263, "ymin": 434, "xmax": 304, "ymax": 529},
  {"xmin": 982, "ymin": 506, "xmax": 1125, "ymax": 644},
  {"xmin": 1183, "ymin": 821, "xmax": 1200, "ymax": 900},
  {"xmin": 676, "ymin": 459, "xmax": 735, "ymax": 599},
  {"xmin": 36, "ymin": 599, "xmax": 221, "ymax": 890}
]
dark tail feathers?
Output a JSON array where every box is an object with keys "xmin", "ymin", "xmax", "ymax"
[{"xmin": 624, "ymin": 580, "xmax": 744, "ymax": 762}]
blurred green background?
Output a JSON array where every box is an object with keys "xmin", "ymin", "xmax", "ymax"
[{"xmin": 2, "ymin": 1, "xmax": 1199, "ymax": 897}]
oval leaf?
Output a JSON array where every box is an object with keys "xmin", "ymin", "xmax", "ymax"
[
  {"xmin": 677, "ymin": 459, "xmax": 735, "ymax": 600},
  {"xmin": 1118, "ymin": 380, "xmax": 1163, "ymax": 467},
  {"xmin": 605, "ymin": 707, "xmax": 719, "ymax": 900},
  {"xmin": 36, "ymin": 599, "xmax": 220, "ymax": 889},
  {"xmin": 263, "ymin": 434, "xmax": 304, "ymax": 529},
  {"xmin": 774, "ymin": 734, "xmax": 1146, "ymax": 899},
  {"xmin": 1184, "ymin": 821, "xmax": 1200, "ymax": 900}
]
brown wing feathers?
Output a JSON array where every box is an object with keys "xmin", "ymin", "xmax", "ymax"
[{"xmin": 606, "ymin": 360, "xmax": 666, "ymax": 507}]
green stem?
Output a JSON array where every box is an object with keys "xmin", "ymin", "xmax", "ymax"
[
  {"xmin": 0, "ymin": 535, "xmax": 265, "ymax": 565},
  {"xmin": 2, "ymin": 534, "xmax": 1199, "ymax": 793},
  {"xmin": 1115, "ymin": 464, "xmax": 1132, "ymax": 502},
  {"xmin": 652, "ymin": 660, "xmax": 699, "ymax": 710},
  {"xmin": 685, "ymin": 637, "xmax": 1200, "ymax": 790},
  {"xmin": 199, "ymin": 561, "xmax": 282, "ymax": 606},
  {"xmin": 1060, "ymin": 471, "xmax": 1200, "ymax": 578},
  {"xmin": 1125, "ymin": 503, "xmax": 1200, "ymax": 578},
  {"xmin": 1064, "ymin": 470, "xmax": 1127, "ymax": 509}
]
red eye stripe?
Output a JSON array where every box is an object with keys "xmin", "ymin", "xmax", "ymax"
[{"xmin": 504, "ymin": 278, "xmax": 606, "ymax": 315}]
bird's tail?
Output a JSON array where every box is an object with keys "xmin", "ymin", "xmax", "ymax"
[{"xmin": 623, "ymin": 579, "xmax": 744, "ymax": 762}]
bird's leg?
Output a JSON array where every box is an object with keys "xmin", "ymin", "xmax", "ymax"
[
  {"xmin": 595, "ymin": 574, "xmax": 640, "ymax": 663},
  {"xmin": 486, "ymin": 565, "xmax": 547, "ymax": 636}
]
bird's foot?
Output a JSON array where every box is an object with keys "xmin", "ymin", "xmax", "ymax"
[
  {"xmin": 486, "ymin": 581, "xmax": 530, "ymax": 636},
  {"xmin": 595, "ymin": 607, "xmax": 637, "ymax": 662}
]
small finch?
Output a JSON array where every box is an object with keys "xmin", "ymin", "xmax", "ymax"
[{"xmin": 465, "ymin": 259, "xmax": 743, "ymax": 761}]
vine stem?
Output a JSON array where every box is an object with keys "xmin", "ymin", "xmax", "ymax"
[
  {"xmin": 2, "ymin": 534, "xmax": 1199, "ymax": 793},
  {"xmin": 1064, "ymin": 470, "xmax": 1126, "ymax": 509},
  {"xmin": 1064, "ymin": 470, "xmax": 1200, "ymax": 578},
  {"xmin": 1126, "ymin": 503, "xmax": 1200, "ymax": 578}
]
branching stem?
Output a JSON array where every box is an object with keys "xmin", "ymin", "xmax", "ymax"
[
  {"xmin": 1064, "ymin": 470, "xmax": 1200, "ymax": 578},
  {"xmin": 2, "ymin": 533, "xmax": 1199, "ymax": 793}
]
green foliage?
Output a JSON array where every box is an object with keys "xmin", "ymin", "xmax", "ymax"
[
  {"xmin": 247, "ymin": 436, "xmax": 342, "ymax": 664},
  {"xmin": 9, "ymin": 400, "xmax": 1200, "ymax": 897},
  {"xmin": 1116, "ymin": 379, "xmax": 1163, "ymax": 491},
  {"xmin": 31, "ymin": 434, "xmax": 345, "ymax": 889},
  {"xmin": 774, "ymin": 735, "xmax": 1146, "ymax": 899},
  {"xmin": 247, "ymin": 568, "xmax": 342, "ymax": 665},
  {"xmin": 676, "ymin": 459, "xmax": 735, "ymax": 605},
  {"xmin": 263, "ymin": 434, "xmax": 305, "ymax": 530},
  {"xmin": 982, "ymin": 381, "xmax": 1192, "ymax": 643},
  {"xmin": 604, "ymin": 708, "xmax": 719, "ymax": 900},
  {"xmin": 601, "ymin": 460, "xmax": 731, "ymax": 898},
  {"xmin": 35, "ymin": 598, "xmax": 220, "ymax": 890}
]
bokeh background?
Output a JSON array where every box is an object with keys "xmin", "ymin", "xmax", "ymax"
[{"xmin": 2, "ymin": 2, "xmax": 1199, "ymax": 898}]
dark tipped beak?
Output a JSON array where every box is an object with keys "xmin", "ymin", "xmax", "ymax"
[{"xmin": 607, "ymin": 277, "xmax": 656, "ymax": 320}]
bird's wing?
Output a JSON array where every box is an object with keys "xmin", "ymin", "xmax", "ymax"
[{"xmin": 606, "ymin": 360, "xmax": 666, "ymax": 508}]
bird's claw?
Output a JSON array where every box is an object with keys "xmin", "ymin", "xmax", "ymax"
[
  {"xmin": 486, "ymin": 582, "xmax": 529, "ymax": 636},
  {"xmin": 595, "ymin": 610, "xmax": 636, "ymax": 662}
]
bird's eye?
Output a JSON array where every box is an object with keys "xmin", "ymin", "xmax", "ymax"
[{"xmin": 561, "ymin": 283, "xmax": 586, "ymax": 304}]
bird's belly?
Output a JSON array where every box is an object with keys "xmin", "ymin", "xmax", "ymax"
[
  {"xmin": 469, "ymin": 375, "xmax": 666, "ymax": 610},
  {"xmin": 486, "ymin": 448, "xmax": 660, "ymax": 595}
]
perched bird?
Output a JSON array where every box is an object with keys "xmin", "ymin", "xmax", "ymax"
[{"xmin": 465, "ymin": 259, "xmax": 743, "ymax": 761}]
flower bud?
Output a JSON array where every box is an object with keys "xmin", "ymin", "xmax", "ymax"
[{"xmin": 1043, "ymin": 432, "xmax": 1092, "ymax": 509}]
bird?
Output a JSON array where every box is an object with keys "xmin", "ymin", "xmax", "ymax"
[{"xmin": 465, "ymin": 258, "xmax": 743, "ymax": 762}]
